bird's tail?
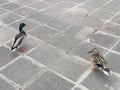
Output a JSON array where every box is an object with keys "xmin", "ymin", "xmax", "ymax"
[
  {"xmin": 11, "ymin": 46, "xmax": 17, "ymax": 51},
  {"xmin": 103, "ymin": 67, "xmax": 111, "ymax": 76}
]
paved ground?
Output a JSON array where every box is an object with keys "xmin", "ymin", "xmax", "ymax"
[{"xmin": 0, "ymin": 0, "xmax": 120, "ymax": 90}]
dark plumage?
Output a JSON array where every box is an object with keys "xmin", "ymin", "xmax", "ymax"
[{"xmin": 11, "ymin": 23, "xmax": 26, "ymax": 51}]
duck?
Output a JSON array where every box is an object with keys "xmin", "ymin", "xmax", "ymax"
[
  {"xmin": 11, "ymin": 23, "xmax": 27, "ymax": 51},
  {"xmin": 88, "ymin": 48, "xmax": 110, "ymax": 75}
]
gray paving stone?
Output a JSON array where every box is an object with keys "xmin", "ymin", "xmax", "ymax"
[
  {"xmin": 16, "ymin": 0, "xmax": 40, "ymax": 5},
  {"xmin": 71, "ymin": 41, "xmax": 107, "ymax": 61},
  {"xmin": 64, "ymin": 25, "xmax": 96, "ymax": 40},
  {"xmin": 0, "ymin": 46, "xmax": 19, "ymax": 67},
  {"xmin": 24, "ymin": 70, "xmax": 74, "ymax": 90},
  {"xmin": 27, "ymin": 12, "xmax": 52, "ymax": 24},
  {"xmin": 81, "ymin": 71, "xmax": 120, "ymax": 90},
  {"xmin": 7, "ymin": 35, "xmax": 41, "ymax": 54},
  {"xmin": 0, "ymin": 77, "xmax": 16, "ymax": 90},
  {"xmin": 13, "ymin": 7, "xmax": 38, "ymax": 17},
  {"xmin": 0, "ymin": 13, "xmax": 22, "ymax": 24},
  {"xmin": 80, "ymin": 16, "xmax": 104, "ymax": 29},
  {"xmin": 74, "ymin": 87, "xmax": 82, "ymax": 90},
  {"xmin": 61, "ymin": 7, "xmax": 88, "ymax": 23},
  {"xmin": 10, "ymin": 18, "xmax": 40, "ymax": 31},
  {"xmin": 112, "ymin": 14, "xmax": 120, "ymax": 24},
  {"xmin": 49, "ymin": 55, "xmax": 90, "ymax": 81},
  {"xmin": 82, "ymin": 0, "xmax": 108, "ymax": 9},
  {"xmin": 30, "ymin": 1, "xmax": 50, "ymax": 10},
  {"xmin": 86, "ymin": 31, "xmax": 119, "ymax": 49},
  {"xmin": 112, "ymin": 41, "xmax": 120, "ymax": 53},
  {"xmin": 0, "ymin": 26, "xmax": 18, "ymax": 42},
  {"xmin": 101, "ymin": 0, "xmax": 120, "ymax": 14},
  {"xmin": 28, "ymin": 25, "xmax": 59, "ymax": 41},
  {"xmin": 66, "ymin": 0, "xmax": 85, "ymax": 3},
  {"xmin": 27, "ymin": 42, "xmax": 65, "ymax": 67},
  {"xmin": 0, "ymin": 2, "xmax": 21, "ymax": 11},
  {"xmin": 41, "ymin": 6, "xmax": 66, "ymax": 17},
  {"xmin": 48, "ymin": 34, "xmax": 81, "ymax": 51},
  {"xmin": 105, "ymin": 52, "xmax": 120, "ymax": 74},
  {"xmin": 57, "ymin": 1, "xmax": 77, "ymax": 8},
  {"xmin": 102, "ymin": 23, "xmax": 120, "ymax": 37},
  {"xmin": 91, "ymin": 9, "xmax": 113, "ymax": 20},
  {"xmin": 46, "ymin": 17, "xmax": 73, "ymax": 31},
  {"xmin": 43, "ymin": 0, "xmax": 62, "ymax": 4},
  {"xmin": 0, "ymin": 8, "xmax": 8, "ymax": 16},
  {"xmin": 0, "ymin": 57, "xmax": 44, "ymax": 86},
  {"xmin": 0, "ymin": 0, "xmax": 9, "ymax": 5}
]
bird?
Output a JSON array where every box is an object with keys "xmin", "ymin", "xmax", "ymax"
[
  {"xmin": 88, "ymin": 48, "xmax": 110, "ymax": 75},
  {"xmin": 11, "ymin": 23, "xmax": 27, "ymax": 51}
]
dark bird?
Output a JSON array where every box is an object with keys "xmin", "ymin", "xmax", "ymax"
[
  {"xmin": 11, "ymin": 23, "xmax": 27, "ymax": 51},
  {"xmin": 88, "ymin": 48, "xmax": 110, "ymax": 75}
]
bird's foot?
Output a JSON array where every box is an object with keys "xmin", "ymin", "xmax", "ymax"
[
  {"xmin": 92, "ymin": 67, "xmax": 99, "ymax": 72},
  {"xmin": 19, "ymin": 46, "xmax": 25, "ymax": 51}
]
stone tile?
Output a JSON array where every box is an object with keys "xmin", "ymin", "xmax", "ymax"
[
  {"xmin": 27, "ymin": 42, "xmax": 64, "ymax": 67},
  {"xmin": 112, "ymin": 41, "xmax": 120, "ymax": 53},
  {"xmin": 80, "ymin": 16, "xmax": 104, "ymax": 29},
  {"xmin": 102, "ymin": 23, "xmax": 120, "ymax": 37},
  {"xmin": 0, "ymin": 57, "xmax": 44, "ymax": 86},
  {"xmin": 64, "ymin": 25, "xmax": 96, "ymax": 40},
  {"xmin": 71, "ymin": 41, "xmax": 107, "ymax": 61},
  {"xmin": 7, "ymin": 35, "xmax": 41, "ymax": 54},
  {"xmin": 27, "ymin": 12, "xmax": 52, "ymax": 24},
  {"xmin": 0, "ymin": 77, "xmax": 16, "ymax": 90},
  {"xmin": 24, "ymin": 70, "xmax": 74, "ymax": 90},
  {"xmin": 0, "ymin": 46, "xmax": 19, "ymax": 67},
  {"xmin": 61, "ymin": 7, "xmax": 88, "ymax": 23},
  {"xmin": 0, "ymin": 26, "xmax": 18, "ymax": 42},
  {"xmin": 41, "ymin": 6, "xmax": 65, "ymax": 17},
  {"xmin": 43, "ymin": 0, "xmax": 62, "ymax": 4},
  {"xmin": 30, "ymin": 1, "xmax": 50, "ymax": 10},
  {"xmin": 86, "ymin": 31, "xmax": 119, "ymax": 49},
  {"xmin": 10, "ymin": 18, "xmax": 40, "ymax": 31},
  {"xmin": 16, "ymin": 0, "xmax": 40, "ymax": 5},
  {"xmin": 46, "ymin": 17, "xmax": 73, "ymax": 31},
  {"xmin": 91, "ymin": 9, "xmax": 113, "ymax": 20},
  {"xmin": 82, "ymin": 0, "xmax": 108, "ymax": 9},
  {"xmin": 66, "ymin": 0, "xmax": 85, "ymax": 3},
  {"xmin": 0, "ymin": 2, "xmax": 21, "ymax": 11},
  {"xmin": 13, "ymin": 7, "xmax": 38, "ymax": 17},
  {"xmin": 74, "ymin": 87, "xmax": 82, "ymax": 90},
  {"xmin": 49, "ymin": 55, "xmax": 90, "ymax": 81},
  {"xmin": 0, "ymin": 13, "xmax": 22, "ymax": 24},
  {"xmin": 81, "ymin": 71, "xmax": 120, "ymax": 90},
  {"xmin": 0, "ymin": 0, "xmax": 9, "ymax": 5},
  {"xmin": 112, "ymin": 14, "xmax": 120, "ymax": 24},
  {"xmin": 105, "ymin": 52, "xmax": 120, "ymax": 74},
  {"xmin": 0, "ymin": 8, "xmax": 8, "ymax": 16},
  {"xmin": 101, "ymin": 0, "xmax": 120, "ymax": 14},
  {"xmin": 57, "ymin": 1, "xmax": 77, "ymax": 8},
  {"xmin": 28, "ymin": 25, "xmax": 59, "ymax": 41},
  {"xmin": 48, "ymin": 34, "xmax": 81, "ymax": 51}
]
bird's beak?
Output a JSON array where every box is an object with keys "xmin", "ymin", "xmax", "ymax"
[{"xmin": 88, "ymin": 50, "xmax": 93, "ymax": 53}]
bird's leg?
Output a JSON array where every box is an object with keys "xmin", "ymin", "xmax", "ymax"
[
  {"xmin": 19, "ymin": 45, "xmax": 25, "ymax": 51},
  {"xmin": 92, "ymin": 67, "xmax": 99, "ymax": 71}
]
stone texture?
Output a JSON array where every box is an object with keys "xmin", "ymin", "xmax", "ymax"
[
  {"xmin": 0, "ymin": 77, "xmax": 16, "ymax": 90},
  {"xmin": 24, "ymin": 70, "xmax": 74, "ymax": 90},
  {"xmin": 0, "ymin": 46, "xmax": 19, "ymax": 67},
  {"xmin": 86, "ymin": 31, "xmax": 119, "ymax": 49},
  {"xmin": 0, "ymin": 57, "xmax": 44, "ymax": 86},
  {"xmin": 49, "ymin": 55, "xmax": 90, "ymax": 81},
  {"xmin": 0, "ymin": 2, "xmax": 21, "ymax": 11},
  {"xmin": 27, "ymin": 42, "xmax": 65, "ymax": 67},
  {"xmin": 28, "ymin": 25, "xmax": 59, "ymax": 41}
]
